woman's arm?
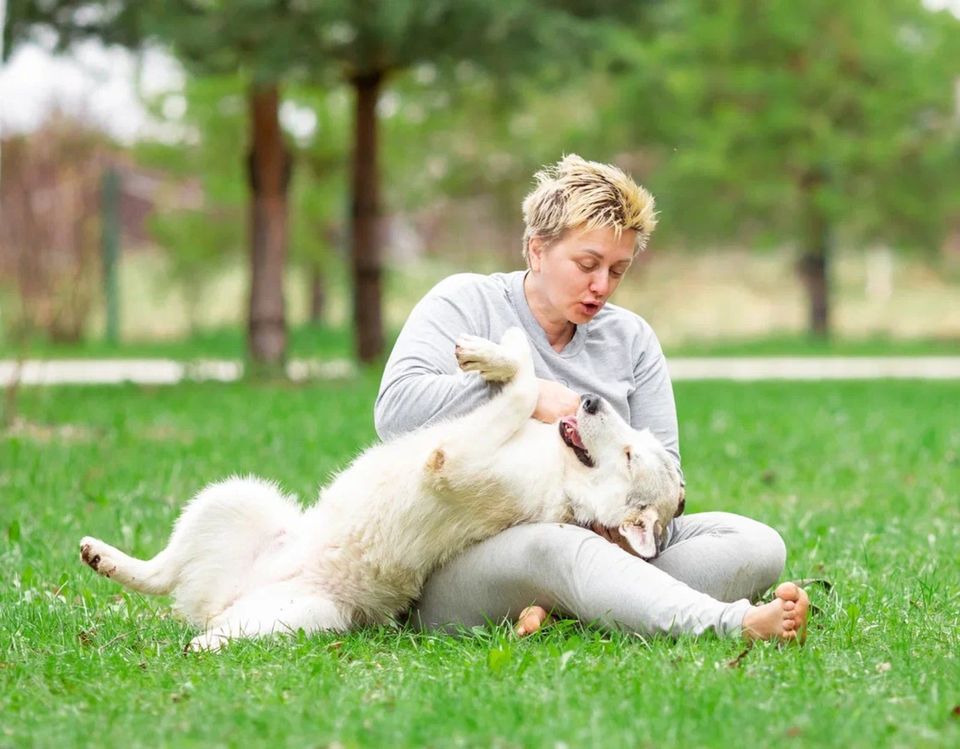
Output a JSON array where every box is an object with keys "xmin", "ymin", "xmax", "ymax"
[
  {"xmin": 374, "ymin": 278, "xmax": 495, "ymax": 441},
  {"xmin": 376, "ymin": 272, "xmax": 582, "ymax": 439},
  {"xmin": 628, "ymin": 321, "xmax": 683, "ymax": 476}
]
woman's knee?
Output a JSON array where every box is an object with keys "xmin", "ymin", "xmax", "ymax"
[
  {"xmin": 744, "ymin": 520, "xmax": 787, "ymax": 595},
  {"xmin": 671, "ymin": 511, "xmax": 787, "ymax": 599}
]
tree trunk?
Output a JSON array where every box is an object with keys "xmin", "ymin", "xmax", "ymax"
[
  {"xmin": 798, "ymin": 246, "xmax": 829, "ymax": 337},
  {"xmin": 797, "ymin": 173, "xmax": 831, "ymax": 338},
  {"xmin": 246, "ymin": 83, "xmax": 291, "ymax": 371},
  {"xmin": 350, "ymin": 71, "xmax": 385, "ymax": 363},
  {"xmin": 309, "ymin": 264, "xmax": 327, "ymax": 324}
]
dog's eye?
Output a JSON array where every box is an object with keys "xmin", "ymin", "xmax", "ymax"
[{"xmin": 624, "ymin": 448, "xmax": 632, "ymax": 463}]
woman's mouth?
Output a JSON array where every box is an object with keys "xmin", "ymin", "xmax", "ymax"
[{"xmin": 579, "ymin": 301, "xmax": 601, "ymax": 316}]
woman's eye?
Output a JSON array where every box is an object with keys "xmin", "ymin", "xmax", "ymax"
[{"xmin": 578, "ymin": 263, "xmax": 597, "ymax": 273}]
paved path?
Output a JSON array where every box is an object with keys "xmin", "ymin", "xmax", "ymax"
[
  {"xmin": 666, "ymin": 356, "xmax": 960, "ymax": 381},
  {"xmin": 0, "ymin": 359, "xmax": 355, "ymax": 386},
  {"xmin": 1, "ymin": 356, "xmax": 959, "ymax": 386}
]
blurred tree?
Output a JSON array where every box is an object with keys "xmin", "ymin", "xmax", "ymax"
[
  {"xmin": 6, "ymin": 1, "xmax": 654, "ymax": 361},
  {"xmin": 614, "ymin": 0, "xmax": 960, "ymax": 336},
  {"xmin": 135, "ymin": 76, "xmax": 250, "ymax": 205},
  {"xmin": 308, "ymin": 2, "xmax": 520, "ymax": 361},
  {"xmin": 139, "ymin": 2, "xmax": 328, "ymax": 371},
  {"xmin": 0, "ymin": 118, "xmax": 110, "ymax": 341},
  {"xmin": 311, "ymin": 0, "xmax": 652, "ymax": 361},
  {"xmin": 135, "ymin": 76, "xmax": 245, "ymax": 331},
  {"xmin": 147, "ymin": 208, "xmax": 239, "ymax": 331},
  {"xmin": 4, "ymin": 1, "xmax": 329, "ymax": 369},
  {"xmin": 136, "ymin": 75, "xmax": 348, "ymax": 329},
  {"xmin": 284, "ymin": 85, "xmax": 352, "ymax": 326},
  {"xmin": 378, "ymin": 63, "xmax": 639, "ymax": 265}
]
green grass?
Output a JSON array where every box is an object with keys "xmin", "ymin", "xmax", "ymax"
[
  {"xmin": 664, "ymin": 334, "xmax": 960, "ymax": 357},
  {"xmin": 0, "ymin": 324, "xmax": 357, "ymax": 361},
  {"xmin": 3, "ymin": 323, "xmax": 958, "ymax": 361},
  {"xmin": 2, "ymin": 378, "xmax": 959, "ymax": 747}
]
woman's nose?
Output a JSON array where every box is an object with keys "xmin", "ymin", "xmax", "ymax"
[{"xmin": 589, "ymin": 271, "xmax": 610, "ymax": 296}]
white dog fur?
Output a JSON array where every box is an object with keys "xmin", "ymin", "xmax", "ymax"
[{"xmin": 79, "ymin": 328, "xmax": 684, "ymax": 651}]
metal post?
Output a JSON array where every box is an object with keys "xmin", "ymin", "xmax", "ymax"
[{"xmin": 101, "ymin": 167, "xmax": 120, "ymax": 345}]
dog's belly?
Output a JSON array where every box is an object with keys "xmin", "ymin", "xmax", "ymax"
[
  {"xmin": 299, "ymin": 419, "xmax": 569, "ymax": 624},
  {"xmin": 308, "ymin": 495, "xmax": 523, "ymax": 622},
  {"xmin": 315, "ymin": 556, "xmax": 425, "ymax": 625},
  {"xmin": 306, "ymin": 487, "xmax": 548, "ymax": 624}
]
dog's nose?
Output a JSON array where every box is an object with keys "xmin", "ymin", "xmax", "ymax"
[{"xmin": 581, "ymin": 394, "xmax": 601, "ymax": 415}]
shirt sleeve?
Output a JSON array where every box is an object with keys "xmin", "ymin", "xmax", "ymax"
[
  {"xmin": 628, "ymin": 320, "xmax": 684, "ymax": 481},
  {"xmin": 374, "ymin": 277, "xmax": 496, "ymax": 441}
]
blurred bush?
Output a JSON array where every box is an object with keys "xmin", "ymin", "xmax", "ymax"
[{"xmin": 0, "ymin": 116, "xmax": 109, "ymax": 342}]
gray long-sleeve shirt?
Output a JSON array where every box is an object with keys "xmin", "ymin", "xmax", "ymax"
[{"xmin": 374, "ymin": 270, "xmax": 682, "ymax": 473}]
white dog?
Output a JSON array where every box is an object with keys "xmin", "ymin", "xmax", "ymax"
[{"xmin": 80, "ymin": 328, "xmax": 684, "ymax": 651}]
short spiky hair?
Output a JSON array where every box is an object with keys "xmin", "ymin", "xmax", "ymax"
[{"xmin": 521, "ymin": 154, "xmax": 657, "ymax": 261}]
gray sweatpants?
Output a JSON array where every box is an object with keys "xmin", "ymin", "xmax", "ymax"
[{"xmin": 410, "ymin": 512, "xmax": 786, "ymax": 638}]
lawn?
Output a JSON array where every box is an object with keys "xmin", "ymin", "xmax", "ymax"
[
  {"xmin": 1, "ymin": 377, "xmax": 958, "ymax": 748},
  {"xmin": 2, "ymin": 322, "xmax": 958, "ymax": 360}
]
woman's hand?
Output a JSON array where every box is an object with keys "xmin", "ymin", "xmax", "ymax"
[{"xmin": 533, "ymin": 378, "xmax": 581, "ymax": 423}]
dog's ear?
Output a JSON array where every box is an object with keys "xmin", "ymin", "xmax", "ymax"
[
  {"xmin": 620, "ymin": 522, "xmax": 658, "ymax": 559},
  {"xmin": 674, "ymin": 485, "xmax": 686, "ymax": 517}
]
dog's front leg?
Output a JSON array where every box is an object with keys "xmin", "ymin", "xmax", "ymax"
[
  {"xmin": 424, "ymin": 328, "xmax": 538, "ymax": 488},
  {"xmin": 454, "ymin": 327, "xmax": 537, "ymax": 442}
]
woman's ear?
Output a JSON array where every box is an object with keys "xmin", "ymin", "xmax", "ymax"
[{"xmin": 528, "ymin": 236, "xmax": 544, "ymax": 272}]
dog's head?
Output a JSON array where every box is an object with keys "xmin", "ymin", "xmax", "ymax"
[{"xmin": 558, "ymin": 393, "xmax": 685, "ymax": 559}]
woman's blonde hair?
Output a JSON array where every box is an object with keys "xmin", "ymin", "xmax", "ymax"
[{"xmin": 521, "ymin": 154, "xmax": 657, "ymax": 261}]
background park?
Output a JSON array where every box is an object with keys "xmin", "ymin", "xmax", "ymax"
[{"xmin": 1, "ymin": 1, "xmax": 959, "ymax": 747}]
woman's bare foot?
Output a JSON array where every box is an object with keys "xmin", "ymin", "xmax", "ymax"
[
  {"xmin": 741, "ymin": 582, "xmax": 809, "ymax": 643},
  {"xmin": 515, "ymin": 605, "xmax": 552, "ymax": 637}
]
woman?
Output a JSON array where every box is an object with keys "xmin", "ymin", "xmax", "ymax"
[{"xmin": 375, "ymin": 155, "xmax": 808, "ymax": 642}]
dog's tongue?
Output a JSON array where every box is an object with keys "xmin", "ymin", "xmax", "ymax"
[{"xmin": 559, "ymin": 416, "xmax": 586, "ymax": 449}]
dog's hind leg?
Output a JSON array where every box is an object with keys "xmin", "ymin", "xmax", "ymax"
[
  {"xmin": 186, "ymin": 582, "xmax": 349, "ymax": 652},
  {"xmin": 80, "ymin": 476, "xmax": 301, "ymax": 605},
  {"xmin": 80, "ymin": 537, "xmax": 178, "ymax": 595}
]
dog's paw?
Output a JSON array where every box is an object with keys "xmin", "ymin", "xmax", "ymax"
[
  {"xmin": 186, "ymin": 632, "xmax": 229, "ymax": 653},
  {"xmin": 455, "ymin": 334, "xmax": 517, "ymax": 382},
  {"xmin": 80, "ymin": 537, "xmax": 117, "ymax": 577}
]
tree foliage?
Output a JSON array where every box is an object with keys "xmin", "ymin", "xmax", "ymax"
[
  {"xmin": 6, "ymin": 0, "xmax": 957, "ymax": 344},
  {"xmin": 624, "ymin": 0, "xmax": 960, "ymax": 244},
  {"xmin": 609, "ymin": 0, "xmax": 960, "ymax": 332},
  {"xmin": 302, "ymin": 0, "xmax": 651, "ymax": 359}
]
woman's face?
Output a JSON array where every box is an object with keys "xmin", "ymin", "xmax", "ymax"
[{"xmin": 528, "ymin": 225, "xmax": 637, "ymax": 325}]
